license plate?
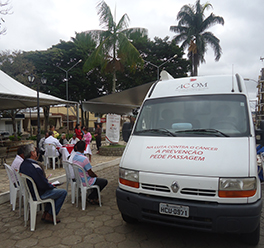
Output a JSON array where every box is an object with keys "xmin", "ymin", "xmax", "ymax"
[{"xmin": 159, "ymin": 203, "xmax": 189, "ymax": 218}]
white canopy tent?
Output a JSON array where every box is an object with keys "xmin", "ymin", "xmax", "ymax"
[{"xmin": 0, "ymin": 70, "xmax": 75, "ymax": 110}]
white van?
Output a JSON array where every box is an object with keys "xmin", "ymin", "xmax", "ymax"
[{"xmin": 116, "ymin": 74, "xmax": 262, "ymax": 245}]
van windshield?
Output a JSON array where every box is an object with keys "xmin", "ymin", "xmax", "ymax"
[{"xmin": 134, "ymin": 94, "xmax": 250, "ymax": 137}]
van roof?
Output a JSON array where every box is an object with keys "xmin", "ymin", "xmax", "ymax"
[{"xmin": 146, "ymin": 74, "xmax": 248, "ymax": 100}]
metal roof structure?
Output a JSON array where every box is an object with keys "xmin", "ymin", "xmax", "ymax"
[
  {"xmin": 82, "ymin": 81, "xmax": 154, "ymax": 115},
  {"xmin": 81, "ymin": 71, "xmax": 175, "ymax": 115}
]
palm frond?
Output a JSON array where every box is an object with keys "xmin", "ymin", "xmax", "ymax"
[
  {"xmin": 83, "ymin": 36, "xmax": 111, "ymax": 72},
  {"xmin": 117, "ymin": 32, "xmax": 144, "ymax": 71},
  {"xmin": 201, "ymin": 13, "xmax": 224, "ymax": 32},
  {"xmin": 116, "ymin": 13, "xmax": 130, "ymax": 32},
  {"xmin": 203, "ymin": 31, "xmax": 222, "ymax": 61},
  {"xmin": 97, "ymin": 0, "xmax": 114, "ymax": 30}
]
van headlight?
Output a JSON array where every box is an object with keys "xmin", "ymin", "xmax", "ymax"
[
  {"xmin": 218, "ymin": 177, "xmax": 257, "ymax": 198},
  {"xmin": 119, "ymin": 168, "xmax": 139, "ymax": 188}
]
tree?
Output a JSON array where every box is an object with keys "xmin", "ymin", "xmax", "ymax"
[
  {"xmin": 0, "ymin": 50, "xmax": 35, "ymax": 84},
  {"xmin": 113, "ymin": 32, "xmax": 189, "ymax": 90},
  {"xmin": 83, "ymin": 0, "xmax": 148, "ymax": 93},
  {"xmin": 0, "ymin": 0, "xmax": 12, "ymax": 35},
  {"xmin": 170, "ymin": 0, "xmax": 224, "ymax": 76}
]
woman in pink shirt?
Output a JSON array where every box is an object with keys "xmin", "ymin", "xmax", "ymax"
[{"xmin": 82, "ymin": 128, "xmax": 92, "ymax": 161}]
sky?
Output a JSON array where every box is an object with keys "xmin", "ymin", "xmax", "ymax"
[{"xmin": 0, "ymin": 0, "xmax": 264, "ymax": 100}]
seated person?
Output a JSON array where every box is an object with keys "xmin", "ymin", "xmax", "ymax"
[
  {"xmin": 38, "ymin": 132, "xmax": 49, "ymax": 162},
  {"xmin": 69, "ymin": 133, "xmax": 80, "ymax": 145},
  {"xmin": 72, "ymin": 141, "xmax": 108, "ymax": 205},
  {"xmin": 158, "ymin": 109, "xmax": 174, "ymax": 129},
  {"xmin": 67, "ymin": 144, "xmax": 77, "ymax": 179},
  {"xmin": 59, "ymin": 133, "xmax": 68, "ymax": 146},
  {"xmin": 210, "ymin": 105, "xmax": 237, "ymax": 129},
  {"xmin": 10, "ymin": 145, "xmax": 25, "ymax": 185},
  {"xmin": 44, "ymin": 131, "xmax": 62, "ymax": 158},
  {"xmin": 19, "ymin": 144, "xmax": 67, "ymax": 223},
  {"xmin": 44, "ymin": 131, "xmax": 70, "ymax": 162}
]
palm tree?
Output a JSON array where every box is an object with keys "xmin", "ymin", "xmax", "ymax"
[
  {"xmin": 170, "ymin": 0, "xmax": 224, "ymax": 76},
  {"xmin": 83, "ymin": 0, "xmax": 148, "ymax": 93}
]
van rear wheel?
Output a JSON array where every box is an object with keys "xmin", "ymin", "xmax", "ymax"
[
  {"xmin": 121, "ymin": 213, "xmax": 138, "ymax": 224},
  {"xmin": 241, "ymin": 223, "xmax": 260, "ymax": 246}
]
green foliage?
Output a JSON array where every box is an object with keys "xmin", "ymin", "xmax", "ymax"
[
  {"xmin": 170, "ymin": 0, "xmax": 224, "ymax": 75},
  {"xmin": 27, "ymin": 135, "xmax": 37, "ymax": 140},
  {"xmin": 0, "ymin": 50, "xmax": 35, "ymax": 84},
  {"xmin": 9, "ymin": 135, "xmax": 21, "ymax": 141},
  {"xmin": 83, "ymin": 0, "xmax": 147, "ymax": 93}
]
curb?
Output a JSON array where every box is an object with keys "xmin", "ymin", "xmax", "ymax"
[{"xmin": 0, "ymin": 158, "xmax": 121, "ymax": 205}]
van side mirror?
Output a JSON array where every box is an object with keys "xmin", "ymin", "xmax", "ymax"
[
  {"xmin": 122, "ymin": 122, "xmax": 133, "ymax": 142},
  {"xmin": 260, "ymin": 120, "xmax": 264, "ymax": 130},
  {"xmin": 255, "ymin": 120, "xmax": 264, "ymax": 145}
]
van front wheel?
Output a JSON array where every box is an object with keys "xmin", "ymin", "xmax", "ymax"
[
  {"xmin": 121, "ymin": 214, "xmax": 138, "ymax": 224},
  {"xmin": 241, "ymin": 223, "xmax": 260, "ymax": 246}
]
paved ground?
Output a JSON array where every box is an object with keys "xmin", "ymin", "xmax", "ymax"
[{"xmin": 1, "ymin": 161, "xmax": 264, "ymax": 247}]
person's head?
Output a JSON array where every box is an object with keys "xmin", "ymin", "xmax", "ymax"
[
  {"xmin": 83, "ymin": 128, "xmax": 87, "ymax": 133},
  {"xmin": 76, "ymin": 140, "xmax": 86, "ymax": 153},
  {"xmin": 61, "ymin": 133, "xmax": 66, "ymax": 139},
  {"xmin": 17, "ymin": 145, "xmax": 25, "ymax": 159},
  {"xmin": 72, "ymin": 133, "xmax": 77, "ymax": 139},
  {"xmin": 75, "ymin": 123, "xmax": 80, "ymax": 129},
  {"xmin": 50, "ymin": 125, "xmax": 55, "ymax": 131},
  {"xmin": 96, "ymin": 123, "xmax": 100, "ymax": 128},
  {"xmin": 45, "ymin": 132, "xmax": 49, "ymax": 138},
  {"xmin": 161, "ymin": 109, "xmax": 174, "ymax": 121},
  {"xmin": 24, "ymin": 144, "xmax": 37, "ymax": 160},
  {"xmin": 48, "ymin": 131, "xmax": 54, "ymax": 136},
  {"xmin": 73, "ymin": 143, "xmax": 78, "ymax": 152}
]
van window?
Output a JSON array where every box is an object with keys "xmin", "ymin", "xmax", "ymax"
[{"xmin": 134, "ymin": 94, "xmax": 250, "ymax": 137}]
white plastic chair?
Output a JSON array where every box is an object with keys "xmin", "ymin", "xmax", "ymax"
[
  {"xmin": 20, "ymin": 173, "xmax": 56, "ymax": 231},
  {"xmin": 4, "ymin": 163, "xmax": 20, "ymax": 211},
  {"xmin": 44, "ymin": 143, "xmax": 60, "ymax": 170},
  {"xmin": 14, "ymin": 170, "xmax": 28, "ymax": 224},
  {"xmin": 63, "ymin": 161, "xmax": 76, "ymax": 204},
  {"xmin": 71, "ymin": 163, "xmax": 101, "ymax": 210}
]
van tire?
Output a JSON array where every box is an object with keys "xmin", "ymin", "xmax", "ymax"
[
  {"xmin": 121, "ymin": 214, "xmax": 138, "ymax": 224},
  {"xmin": 241, "ymin": 223, "xmax": 260, "ymax": 246}
]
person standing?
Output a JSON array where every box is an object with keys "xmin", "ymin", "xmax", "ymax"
[
  {"xmin": 74, "ymin": 124, "xmax": 82, "ymax": 140},
  {"xmin": 72, "ymin": 141, "xmax": 107, "ymax": 205},
  {"xmin": 82, "ymin": 128, "xmax": 92, "ymax": 161},
  {"xmin": 19, "ymin": 144, "xmax": 67, "ymax": 223},
  {"xmin": 94, "ymin": 124, "xmax": 102, "ymax": 153}
]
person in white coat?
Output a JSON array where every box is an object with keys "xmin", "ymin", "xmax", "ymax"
[{"xmin": 44, "ymin": 131, "xmax": 69, "ymax": 162}]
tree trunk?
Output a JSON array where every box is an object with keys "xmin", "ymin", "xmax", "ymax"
[
  {"xmin": 43, "ymin": 106, "xmax": 50, "ymax": 132},
  {"xmin": 86, "ymin": 112, "xmax": 89, "ymax": 128},
  {"xmin": 193, "ymin": 53, "xmax": 199, "ymax": 76},
  {"xmin": 11, "ymin": 110, "xmax": 18, "ymax": 141},
  {"xmin": 191, "ymin": 52, "xmax": 194, "ymax": 76},
  {"xmin": 112, "ymin": 70, "xmax": 116, "ymax": 93},
  {"xmin": 80, "ymin": 101, "xmax": 84, "ymax": 127}
]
